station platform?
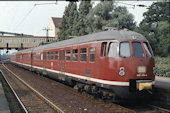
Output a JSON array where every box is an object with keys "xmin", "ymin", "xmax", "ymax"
[
  {"xmin": 155, "ymin": 76, "xmax": 170, "ymax": 91},
  {"xmin": 0, "ymin": 82, "xmax": 10, "ymax": 113}
]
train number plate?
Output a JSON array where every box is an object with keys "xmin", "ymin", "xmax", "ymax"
[{"xmin": 137, "ymin": 66, "xmax": 146, "ymax": 73}]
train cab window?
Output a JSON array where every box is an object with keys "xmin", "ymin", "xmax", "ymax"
[
  {"xmin": 108, "ymin": 42, "xmax": 117, "ymax": 58},
  {"xmin": 73, "ymin": 49, "xmax": 78, "ymax": 61},
  {"xmin": 66, "ymin": 50, "xmax": 71, "ymax": 61},
  {"xmin": 90, "ymin": 48, "xmax": 95, "ymax": 62},
  {"xmin": 51, "ymin": 52, "xmax": 54, "ymax": 60},
  {"xmin": 143, "ymin": 42, "xmax": 152, "ymax": 57},
  {"xmin": 120, "ymin": 42, "xmax": 131, "ymax": 58},
  {"xmin": 101, "ymin": 42, "xmax": 107, "ymax": 57},
  {"xmin": 55, "ymin": 51, "xmax": 58, "ymax": 60},
  {"xmin": 132, "ymin": 42, "xmax": 144, "ymax": 57},
  {"xmin": 47, "ymin": 52, "xmax": 50, "ymax": 60},
  {"xmin": 80, "ymin": 48, "xmax": 87, "ymax": 62}
]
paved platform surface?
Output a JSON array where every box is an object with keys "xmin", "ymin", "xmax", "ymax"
[
  {"xmin": 155, "ymin": 76, "xmax": 170, "ymax": 90},
  {"xmin": 0, "ymin": 82, "xmax": 10, "ymax": 113}
]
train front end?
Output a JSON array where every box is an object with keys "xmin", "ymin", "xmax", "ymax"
[{"xmin": 113, "ymin": 40, "xmax": 155, "ymax": 99}]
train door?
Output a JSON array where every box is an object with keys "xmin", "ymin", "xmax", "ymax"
[
  {"xmin": 31, "ymin": 53, "xmax": 33, "ymax": 65},
  {"xmin": 59, "ymin": 50, "xmax": 65, "ymax": 74},
  {"xmin": 43, "ymin": 51, "xmax": 47, "ymax": 70},
  {"xmin": 31, "ymin": 50, "xmax": 33, "ymax": 70},
  {"xmin": 21, "ymin": 54, "xmax": 23, "ymax": 64}
]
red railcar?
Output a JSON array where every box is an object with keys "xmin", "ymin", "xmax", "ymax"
[{"xmin": 11, "ymin": 29, "xmax": 155, "ymax": 100}]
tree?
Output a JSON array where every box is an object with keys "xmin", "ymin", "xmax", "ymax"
[
  {"xmin": 142, "ymin": 2, "xmax": 169, "ymax": 25},
  {"xmin": 87, "ymin": 0, "xmax": 114, "ymax": 32},
  {"xmin": 87, "ymin": 1, "xmax": 136, "ymax": 33},
  {"xmin": 107, "ymin": 6, "xmax": 136, "ymax": 30},
  {"xmin": 58, "ymin": 1, "xmax": 136, "ymax": 41},
  {"xmin": 58, "ymin": 2, "xmax": 78, "ymax": 41},
  {"xmin": 73, "ymin": 1, "xmax": 92, "ymax": 36},
  {"xmin": 157, "ymin": 21, "xmax": 170, "ymax": 56},
  {"xmin": 138, "ymin": 2, "xmax": 170, "ymax": 56}
]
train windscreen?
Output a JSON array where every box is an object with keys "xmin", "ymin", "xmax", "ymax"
[
  {"xmin": 132, "ymin": 42, "xmax": 144, "ymax": 57},
  {"xmin": 108, "ymin": 42, "xmax": 117, "ymax": 58},
  {"xmin": 119, "ymin": 42, "xmax": 131, "ymax": 58},
  {"xmin": 143, "ymin": 42, "xmax": 152, "ymax": 57}
]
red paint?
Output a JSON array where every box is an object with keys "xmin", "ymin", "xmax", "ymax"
[{"xmin": 11, "ymin": 40, "xmax": 155, "ymax": 86}]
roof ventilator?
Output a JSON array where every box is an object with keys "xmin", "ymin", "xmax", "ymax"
[{"xmin": 104, "ymin": 27, "xmax": 119, "ymax": 31}]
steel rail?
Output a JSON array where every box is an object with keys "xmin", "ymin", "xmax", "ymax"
[
  {"xmin": 0, "ymin": 70, "xmax": 28, "ymax": 113},
  {"xmin": 147, "ymin": 104, "xmax": 170, "ymax": 112},
  {"xmin": 2, "ymin": 63, "xmax": 64, "ymax": 113}
]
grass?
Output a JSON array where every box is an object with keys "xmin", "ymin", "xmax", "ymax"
[{"xmin": 155, "ymin": 56, "xmax": 170, "ymax": 77}]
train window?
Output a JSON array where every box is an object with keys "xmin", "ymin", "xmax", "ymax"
[
  {"xmin": 55, "ymin": 51, "xmax": 58, "ymax": 60},
  {"xmin": 120, "ymin": 42, "xmax": 131, "ymax": 58},
  {"xmin": 22, "ymin": 39, "xmax": 29, "ymax": 43},
  {"xmin": 6, "ymin": 38, "xmax": 12, "ymax": 43},
  {"xmin": 47, "ymin": 52, "xmax": 50, "ymax": 60},
  {"xmin": 0, "ymin": 38, "xmax": 3, "ymax": 43},
  {"xmin": 66, "ymin": 50, "xmax": 71, "ymax": 61},
  {"xmin": 108, "ymin": 42, "xmax": 117, "ymax": 58},
  {"xmin": 132, "ymin": 42, "xmax": 144, "ymax": 57},
  {"xmin": 143, "ymin": 42, "xmax": 152, "ymax": 57},
  {"xmin": 101, "ymin": 42, "xmax": 107, "ymax": 57},
  {"xmin": 73, "ymin": 49, "xmax": 78, "ymax": 61},
  {"xmin": 51, "ymin": 52, "xmax": 54, "ymax": 60},
  {"xmin": 32, "ymin": 39, "xmax": 37, "ymax": 43},
  {"xmin": 13, "ymin": 39, "xmax": 20, "ymax": 43},
  {"xmin": 41, "ymin": 54, "xmax": 43, "ymax": 60},
  {"xmin": 33, "ymin": 53, "xmax": 36, "ymax": 60},
  {"xmin": 34, "ymin": 53, "xmax": 36, "ymax": 60},
  {"xmin": 36, "ymin": 52, "xmax": 40, "ymax": 60},
  {"xmin": 80, "ymin": 48, "xmax": 87, "ymax": 62},
  {"xmin": 90, "ymin": 48, "xmax": 95, "ymax": 62}
]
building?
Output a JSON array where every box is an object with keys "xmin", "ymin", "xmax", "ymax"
[
  {"xmin": 0, "ymin": 36, "xmax": 55, "ymax": 49},
  {"xmin": 158, "ymin": 0, "xmax": 169, "ymax": 2},
  {"xmin": 48, "ymin": 17, "xmax": 62, "ymax": 40}
]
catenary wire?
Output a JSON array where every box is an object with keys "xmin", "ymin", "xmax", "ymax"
[{"xmin": 12, "ymin": 4, "xmax": 36, "ymax": 32}]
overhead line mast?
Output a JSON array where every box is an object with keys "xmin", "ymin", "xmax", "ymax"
[{"xmin": 43, "ymin": 28, "xmax": 52, "ymax": 43}]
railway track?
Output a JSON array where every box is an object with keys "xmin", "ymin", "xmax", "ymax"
[
  {"xmin": 147, "ymin": 104, "xmax": 170, "ymax": 112},
  {"xmin": 1, "ymin": 62, "xmax": 169, "ymax": 112},
  {"xmin": 0, "ymin": 63, "xmax": 64, "ymax": 113},
  {"xmin": 118, "ymin": 102, "xmax": 170, "ymax": 113},
  {"xmin": 2, "ymin": 63, "xmax": 132, "ymax": 112}
]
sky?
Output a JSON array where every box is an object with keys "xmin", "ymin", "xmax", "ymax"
[{"xmin": 0, "ymin": 1, "xmax": 156, "ymax": 37}]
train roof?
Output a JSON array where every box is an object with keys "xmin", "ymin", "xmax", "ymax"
[
  {"xmin": 17, "ymin": 48, "xmax": 34, "ymax": 54},
  {"xmin": 17, "ymin": 29, "xmax": 147, "ymax": 53}
]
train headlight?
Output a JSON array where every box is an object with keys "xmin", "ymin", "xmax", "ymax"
[{"xmin": 119, "ymin": 67, "xmax": 125, "ymax": 76}]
